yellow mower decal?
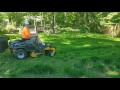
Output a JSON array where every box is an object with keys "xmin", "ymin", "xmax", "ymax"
[
  {"xmin": 45, "ymin": 47, "xmax": 56, "ymax": 55},
  {"xmin": 45, "ymin": 47, "xmax": 56, "ymax": 51},
  {"xmin": 30, "ymin": 52, "xmax": 38, "ymax": 57}
]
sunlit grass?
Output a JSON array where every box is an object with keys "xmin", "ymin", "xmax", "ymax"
[
  {"xmin": 0, "ymin": 28, "xmax": 120, "ymax": 78},
  {"xmin": 106, "ymin": 71, "xmax": 119, "ymax": 76}
]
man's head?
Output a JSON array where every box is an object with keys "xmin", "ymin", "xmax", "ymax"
[{"xmin": 24, "ymin": 21, "xmax": 31, "ymax": 28}]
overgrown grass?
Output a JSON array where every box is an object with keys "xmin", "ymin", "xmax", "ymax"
[{"xmin": 0, "ymin": 28, "xmax": 120, "ymax": 78}]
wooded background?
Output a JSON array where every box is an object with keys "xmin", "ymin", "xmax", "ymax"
[{"xmin": 1, "ymin": 12, "xmax": 120, "ymax": 36}]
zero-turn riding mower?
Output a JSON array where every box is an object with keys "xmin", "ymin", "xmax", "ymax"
[
  {"xmin": 9, "ymin": 36, "xmax": 56, "ymax": 59},
  {"xmin": 8, "ymin": 16, "xmax": 56, "ymax": 59}
]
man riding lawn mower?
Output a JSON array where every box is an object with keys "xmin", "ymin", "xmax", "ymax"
[{"xmin": 9, "ymin": 21, "xmax": 56, "ymax": 59}]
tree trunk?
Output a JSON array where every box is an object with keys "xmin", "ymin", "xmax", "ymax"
[{"xmin": 51, "ymin": 12, "xmax": 56, "ymax": 33}]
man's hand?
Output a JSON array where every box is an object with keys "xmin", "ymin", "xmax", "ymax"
[{"xmin": 30, "ymin": 34, "xmax": 38, "ymax": 38}]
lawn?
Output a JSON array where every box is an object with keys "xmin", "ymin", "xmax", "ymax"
[{"xmin": 0, "ymin": 29, "xmax": 120, "ymax": 78}]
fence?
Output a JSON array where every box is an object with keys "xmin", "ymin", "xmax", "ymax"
[{"xmin": 106, "ymin": 23, "xmax": 120, "ymax": 36}]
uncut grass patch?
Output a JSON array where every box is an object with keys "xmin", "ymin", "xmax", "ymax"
[{"xmin": 22, "ymin": 63, "xmax": 55, "ymax": 75}]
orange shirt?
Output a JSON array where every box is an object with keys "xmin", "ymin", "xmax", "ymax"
[{"xmin": 22, "ymin": 27, "xmax": 31, "ymax": 39}]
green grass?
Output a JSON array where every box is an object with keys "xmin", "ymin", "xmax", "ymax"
[{"xmin": 0, "ymin": 29, "xmax": 120, "ymax": 78}]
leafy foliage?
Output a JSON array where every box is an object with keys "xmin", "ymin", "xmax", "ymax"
[{"xmin": 0, "ymin": 12, "xmax": 120, "ymax": 34}]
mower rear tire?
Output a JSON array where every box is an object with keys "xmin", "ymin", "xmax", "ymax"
[{"xmin": 15, "ymin": 49, "xmax": 27, "ymax": 59}]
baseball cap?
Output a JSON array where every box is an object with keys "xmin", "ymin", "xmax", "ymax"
[{"xmin": 25, "ymin": 21, "xmax": 30, "ymax": 25}]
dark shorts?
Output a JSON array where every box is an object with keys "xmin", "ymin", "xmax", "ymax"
[{"xmin": 22, "ymin": 38, "xmax": 30, "ymax": 42}]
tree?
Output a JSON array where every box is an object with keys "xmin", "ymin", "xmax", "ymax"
[{"xmin": 51, "ymin": 12, "xmax": 56, "ymax": 33}]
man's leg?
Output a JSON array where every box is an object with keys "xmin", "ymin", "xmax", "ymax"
[{"xmin": 33, "ymin": 36, "xmax": 45, "ymax": 53}]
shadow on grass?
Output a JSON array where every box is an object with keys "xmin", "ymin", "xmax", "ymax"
[
  {"xmin": 0, "ymin": 61, "xmax": 56, "ymax": 78},
  {"xmin": 64, "ymin": 56, "xmax": 120, "ymax": 78},
  {"xmin": 22, "ymin": 63, "xmax": 55, "ymax": 75}
]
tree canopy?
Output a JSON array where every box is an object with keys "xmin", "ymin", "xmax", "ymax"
[{"xmin": 0, "ymin": 12, "xmax": 120, "ymax": 35}]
